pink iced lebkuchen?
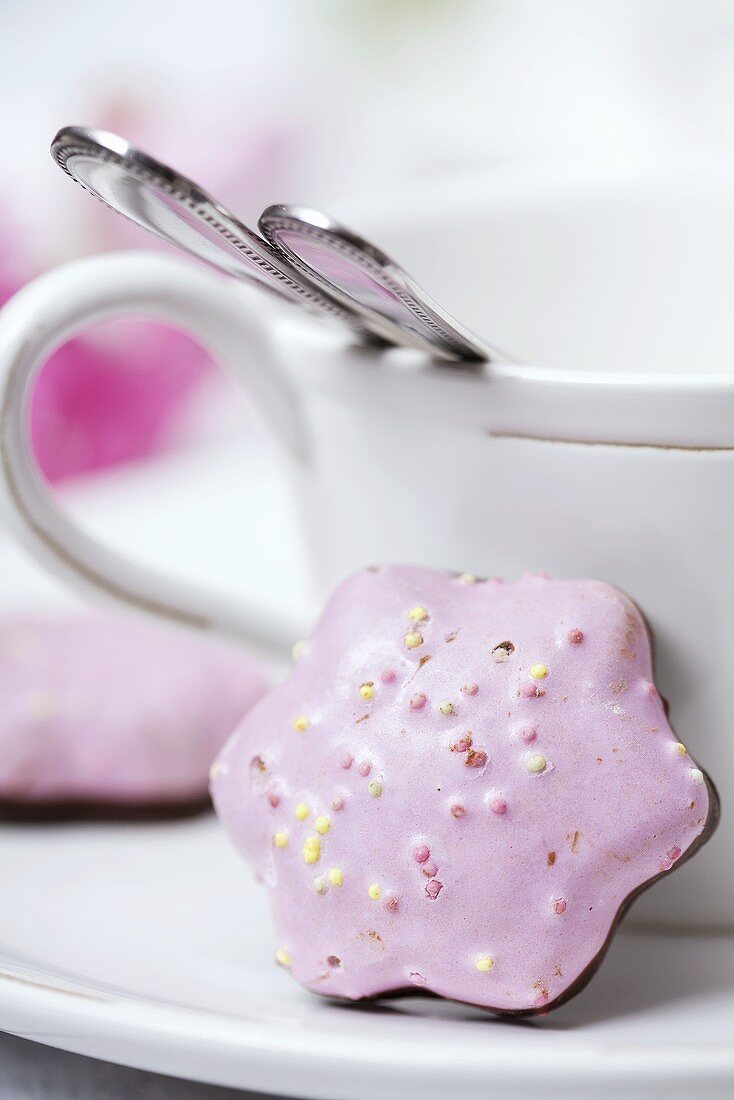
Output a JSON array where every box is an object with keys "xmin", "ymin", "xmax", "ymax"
[
  {"xmin": 0, "ymin": 616, "xmax": 268, "ymax": 814},
  {"xmin": 211, "ymin": 566, "xmax": 717, "ymax": 1015}
]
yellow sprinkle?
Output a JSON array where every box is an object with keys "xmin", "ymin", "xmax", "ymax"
[
  {"xmin": 294, "ymin": 802, "xmax": 310, "ymax": 821},
  {"xmin": 458, "ymin": 572, "xmax": 476, "ymax": 584},
  {"xmin": 315, "ymin": 815, "xmax": 331, "ymax": 835},
  {"xmin": 273, "ymin": 831, "xmax": 288, "ymax": 848},
  {"xmin": 275, "ymin": 948, "xmax": 290, "ymax": 967},
  {"xmin": 404, "ymin": 630, "xmax": 424, "ymax": 650},
  {"xmin": 291, "ymin": 640, "xmax": 307, "ymax": 661},
  {"xmin": 328, "ymin": 868, "xmax": 344, "ymax": 887},
  {"xmin": 368, "ymin": 883, "xmax": 381, "ymax": 900},
  {"xmin": 292, "ymin": 715, "xmax": 310, "ymax": 732},
  {"xmin": 360, "ymin": 681, "xmax": 375, "ymax": 700},
  {"xmin": 313, "ymin": 875, "xmax": 328, "ymax": 894},
  {"xmin": 526, "ymin": 753, "xmax": 547, "ymax": 774},
  {"xmin": 529, "ymin": 664, "xmax": 549, "ymax": 680},
  {"xmin": 28, "ymin": 691, "xmax": 59, "ymax": 721},
  {"xmin": 437, "ymin": 700, "xmax": 455, "ymax": 716},
  {"xmin": 367, "ymin": 780, "xmax": 382, "ymax": 798},
  {"xmin": 302, "ymin": 836, "xmax": 321, "ymax": 864},
  {"xmin": 408, "ymin": 605, "xmax": 428, "ymax": 621},
  {"xmin": 675, "ymin": 742, "xmax": 687, "ymax": 756},
  {"xmin": 475, "ymin": 954, "xmax": 495, "ymax": 972},
  {"xmin": 0, "ymin": 627, "xmax": 38, "ymax": 658}
]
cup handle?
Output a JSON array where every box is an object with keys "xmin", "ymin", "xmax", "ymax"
[{"xmin": 0, "ymin": 250, "xmax": 307, "ymax": 658}]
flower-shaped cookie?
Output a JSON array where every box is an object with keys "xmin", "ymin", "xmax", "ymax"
[
  {"xmin": 211, "ymin": 567, "xmax": 718, "ymax": 1014},
  {"xmin": 0, "ymin": 616, "xmax": 268, "ymax": 820}
]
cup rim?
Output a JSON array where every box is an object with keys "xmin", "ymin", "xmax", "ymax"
[
  {"xmin": 339, "ymin": 155, "xmax": 734, "ymax": 380},
  {"xmin": 274, "ymin": 317, "xmax": 734, "ymax": 449},
  {"xmin": 275, "ymin": 158, "xmax": 734, "ymax": 447}
]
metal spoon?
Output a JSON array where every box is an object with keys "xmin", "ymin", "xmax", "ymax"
[
  {"xmin": 51, "ymin": 126, "xmax": 491, "ymax": 363},
  {"xmin": 50, "ymin": 126, "xmax": 365, "ymax": 328},
  {"xmin": 259, "ymin": 204, "xmax": 493, "ymax": 362}
]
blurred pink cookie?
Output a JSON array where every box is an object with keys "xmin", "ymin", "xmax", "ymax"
[
  {"xmin": 0, "ymin": 616, "xmax": 267, "ymax": 820},
  {"xmin": 211, "ymin": 566, "xmax": 717, "ymax": 1015}
]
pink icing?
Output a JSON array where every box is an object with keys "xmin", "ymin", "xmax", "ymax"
[
  {"xmin": 211, "ymin": 567, "xmax": 716, "ymax": 1014},
  {"xmin": 0, "ymin": 617, "xmax": 267, "ymax": 804}
]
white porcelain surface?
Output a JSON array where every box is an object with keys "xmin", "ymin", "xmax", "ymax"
[{"xmin": 0, "ymin": 166, "xmax": 733, "ymax": 926}]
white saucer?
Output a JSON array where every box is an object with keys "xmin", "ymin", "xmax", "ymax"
[{"xmin": 0, "ymin": 442, "xmax": 732, "ymax": 1097}]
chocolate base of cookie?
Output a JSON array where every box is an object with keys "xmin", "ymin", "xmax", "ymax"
[
  {"xmin": 0, "ymin": 793, "xmax": 213, "ymax": 823},
  {"xmin": 313, "ymin": 772, "xmax": 721, "ymax": 1020}
]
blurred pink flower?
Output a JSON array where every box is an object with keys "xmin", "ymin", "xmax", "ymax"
[
  {"xmin": 0, "ymin": 190, "xmax": 213, "ymax": 483},
  {"xmin": 1, "ymin": 223, "xmax": 212, "ymax": 484},
  {"xmin": 30, "ymin": 324, "xmax": 210, "ymax": 483}
]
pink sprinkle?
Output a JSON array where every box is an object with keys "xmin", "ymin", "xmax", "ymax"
[
  {"xmin": 519, "ymin": 726, "xmax": 537, "ymax": 745},
  {"xmin": 521, "ymin": 683, "xmax": 544, "ymax": 699},
  {"xmin": 340, "ymin": 752, "xmax": 353, "ymax": 770},
  {"xmin": 490, "ymin": 797, "xmax": 507, "ymax": 815},
  {"xmin": 331, "ymin": 795, "xmax": 345, "ymax": 812},
  {"xmin": 454, "ymin": 735, "xmax": 472, "ymax": 753},
  {"xmin": 460, "ymin": 683, "xmax": 479, "ymax": 696},
  {"xmin": 383, "ymin": 894, "xmax": 399, "ymax": 913},
  {"xmin": 552, "ymin": 898, "xmax": 567, "ymax": 915},
  {"xmin": 450, "ymin": 804, "xmax": 465, "ymax": 819},
  {"xmin": 644, "ymin": 680, "xmax": 657, "ymax": 697},
  {"xmin": 410, "ymin": 692, "xmax": 427, "ymax": 711},
  {"xmin": 533, "ymin": 990, "xmax": 549, "ymax": 1008},
  {"xmin": 667, "ymin": 845, "xmax": 682, "ymax": 861},
  {"xmin": 381, "ymin": 669, "xmax": 396, "ymax": 683},
  {"xmin": 568, "ymin": 628, "xmax": 584, "ymax": 645},
  {"xmin": 422, "ymin": 859, "xmax": 438, "ymax": 877},
  {"xmin": 425, "ymin": 879, "xmax": 443, "ymax": 900},
  {"xmin": 661, "ymin": 859, "xmax": 673, "ymax": 871},
  {"xmin": 408, "ymin": 971, "xmax": 427, "ymax": 987},
  {"xmin": 413, "ymin": 844, "xmax": 430, "ymax": 864},
  {"xmin": 267, "ymin": 790, "xmax": 280, "ymax": 808},
  {"xmin": 358, "ymin": 760, "xmax": 371, "ymax": 777}
]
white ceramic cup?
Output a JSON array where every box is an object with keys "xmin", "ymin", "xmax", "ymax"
[{"xmin": 0, "ymin": 165, "xmax": 731, "ymax": 928}]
